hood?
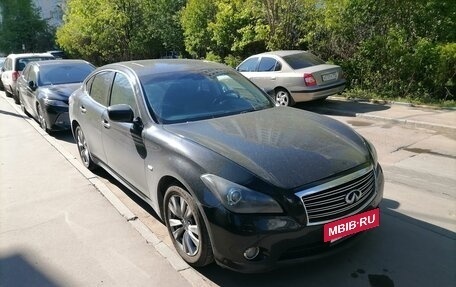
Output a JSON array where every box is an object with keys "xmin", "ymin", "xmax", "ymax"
[
  {"xmin": 164, "ymin": 107, "xmax": 370, "ymax": 190},
  {"xmin": 41, "ymin": 83, "xmax": 82, "ymax": 101}
]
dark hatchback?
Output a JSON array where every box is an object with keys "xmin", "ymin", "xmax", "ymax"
[
  {"xmin": 17, "ymin": 59, "xmax": 95, "ymax": 133},
  {"xmin": 69, "ymin": 60, "xmax": 383, "ymax": 273}
]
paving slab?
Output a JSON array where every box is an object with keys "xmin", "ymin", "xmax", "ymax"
[{"xmin": 0, "ymin": 94, "xmax": 190, "ymax": 287}]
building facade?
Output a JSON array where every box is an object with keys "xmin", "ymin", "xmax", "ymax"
[{"xmin": 33, "ymin": 0, "xmax": 66, "ymax": 27}]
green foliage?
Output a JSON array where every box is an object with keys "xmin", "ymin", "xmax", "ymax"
[
  {"xmin": 0, "ymin": 0, "xmax": 54, "ymax": 53},
  {"xmin": 57, "ymin": 0, "xmax": 185, "ymax": 65},
  {"xmin": 51, "ymin": 0, "xmax": 455, "ymax": 103}
]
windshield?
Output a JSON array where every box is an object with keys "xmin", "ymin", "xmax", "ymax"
[
  {"xmin": 39, "ymin": 63, "xmax": 95, "ymax": 86},
  {"xmin": 141, "ymin": 69, "xmax": 274, "ymax": 124},
  {"xmin": 282, "ymin": 52, "xmax": 325, "ymax": 69}
]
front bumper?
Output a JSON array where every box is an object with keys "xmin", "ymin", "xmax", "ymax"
[
  {"xmin": 43, "ymin": 105, "xmax": 71, "ymax": 131},
  {"xmin": 203, "ymin": 165, "xmax": 384, "ymax": 273}
]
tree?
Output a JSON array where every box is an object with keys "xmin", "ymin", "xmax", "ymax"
[
  {"xmin": 57, "ymin": 0, "xmax": 186, "ymax": 65},
  {"xmin": 181, "ymin": 0, "xmax": 217, "ymax": 58},
  {"xmin": 0, "ymin": 0, "xmax": 54, "ymax": 54}
]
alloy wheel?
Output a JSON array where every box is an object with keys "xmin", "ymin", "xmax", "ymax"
[
  {"xmin": 76, "ymin": 127, "xmax": 90, "ymax": 167},
  {"xmin": 167, "ymin": 194, "xmax": 200, "ymax": 256},
  {"xmin": 275, "ymin": 90, "xmax": 290, "ymax": 106}
]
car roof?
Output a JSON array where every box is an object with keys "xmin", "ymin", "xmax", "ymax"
[
  {"xmin": 32, "ymin": 59, "xmax": 92, "ymax": 67},
  {"xmin": 7, "ymin": 53, "xmax": 54, "ymax": 59},
  {"xmin": 99, "ymin": 59, "xmax": 231, "ymax": 77},
  {"xmin": 253, "ymin": 50, "xmax": 309, "ymax": 57}
]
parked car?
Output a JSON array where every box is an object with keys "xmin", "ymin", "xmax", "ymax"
[
  {"xmin": 237, "ymin": 50, "xmax": 346, "ymax": 106},
  {"xmin": 0, "ymin": 57, "xmax": 5, "ymax": 91},
  {"xmin": 46, "ymin": 50, "xmax": 66, "ymax": 59},
  {"xmin": 17, "ymin": 59, "xmax": 95, "ymax": 133},
  {"xmin": 69, "ymin": 59, "xmax": 383, "ymax": 273},
  {"xmin": 1, "ymin": 53, "xmax": 55, "ymax": 103}
]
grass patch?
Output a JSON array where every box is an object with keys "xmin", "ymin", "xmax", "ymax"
[{"xmin": 342, "ymin": 88, "xmax": 456, "ymax": 109}]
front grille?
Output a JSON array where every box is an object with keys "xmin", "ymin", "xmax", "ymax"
[{"xmin": 298, "ymin": 167, "xmax": 376, "ymax": 225}]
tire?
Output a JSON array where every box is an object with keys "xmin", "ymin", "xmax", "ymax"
[
  {"xmin": 275, "ymin": 88, "xmax": 294, "ymax": 106},
  {"xmin": 19, "ymin": 92, "xmax": 30, "ymax": 116},
  {"xmin": 36, "ymin": 104, "xmax": 50, "ymax": 133},
  {"xmin": 13, "ymin": 91, "xmax": 20, "ymax": 104},
  {"xmin": 164, "ymin": 186, "xmax": 213, "ymax": 267},
  {"xmin": 5, "ymin": 87, "xmax": 13, "ymax": 98},
  {"xmin": 75, "ymin": 125, "xmax": 97, "ymax": 170}
]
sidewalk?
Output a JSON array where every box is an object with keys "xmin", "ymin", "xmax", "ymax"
[
  {"xmin": 321, "ymin": 97, "xmax": 456, "ymax": 134},
  {"xmin": 0, "ymin": 95, "xmax": 191, "ymax": 286}
]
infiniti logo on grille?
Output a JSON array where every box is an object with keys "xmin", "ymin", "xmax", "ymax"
[{"xmin": 345, "ymin": 189, "xmax": 362, "ymax": 204}]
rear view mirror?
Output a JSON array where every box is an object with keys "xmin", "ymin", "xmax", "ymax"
[
  {"xmin": 28, "ymin": 81, "xmax": 37, "ymax": 91},
  {"xmin": 108, "ymin": 104, "xmax": 134, "ymax": 123}
]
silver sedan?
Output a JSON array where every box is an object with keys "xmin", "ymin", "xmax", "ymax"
[{"xmin": 237, "ymin": 50, "xmax": 346, "ymax": 106}]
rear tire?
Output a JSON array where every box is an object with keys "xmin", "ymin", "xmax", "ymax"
[
  {"xmin": 164, "ymin": 185, "xmax": 214, "ymax": 267},
  {"xmin": 275, "ymin": 88, "xmax": 294, "ymax": 106}
]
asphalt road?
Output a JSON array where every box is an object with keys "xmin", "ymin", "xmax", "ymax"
[{"xmin": 4, "ymin": 95, "xmax": 456, "ymax": 287}]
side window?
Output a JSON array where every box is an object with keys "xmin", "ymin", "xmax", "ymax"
[
  {"xmin": 90, "ymin": 71, "xmax": 114, "ymax": 106},
  {"xmin": 258, "ymin": 57, "xmax": 278, "ymax": 72},
  {"xmin": 110, "ymin": 73, "xmax": 138, "ymax": 115},
  {"xmin": 5, "ymin": 58, "xmax": 12, "ymax": 70},
  {"xmin": 237, "ymin": 57, "xmax": 258, "ymax": 72}
]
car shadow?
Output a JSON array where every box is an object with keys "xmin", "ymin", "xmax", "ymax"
[
  {"xmin": 92, "ymin": 168, "xmax": 163, "ymax": 222},
  {"xmin": 0, "ymin": 108, "xmax": 27, "ymax": 119},
  {"xmin": 296, "ymin": 99, "xmax": 390, "ymax": 117},
  {"xmin": 50, "ymin": 130, "xmax": 74, "ymax": 143}
]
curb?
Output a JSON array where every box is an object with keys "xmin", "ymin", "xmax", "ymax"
[
  {"xmin": 355, "ymin": 113, "xmax": 456, "ymax": 134},
  {"xmin": 3, "ymin": 95, "xmax": 213, "ymax": 287}
]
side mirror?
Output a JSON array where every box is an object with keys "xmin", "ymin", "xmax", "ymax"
[
  {"xmin": 28, "ymin": 81, "xmax": 37, "ymax": 91},
  {"xmin": 108, "ymin": 104, "xmax": 134, "ymax": 123}
]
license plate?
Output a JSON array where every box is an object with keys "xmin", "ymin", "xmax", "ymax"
[
  {"xmin": 322, "ymin": 72, "xmax": 338, "ymax": 82},
  {"xmin": 323, "ymin": 208, "xmax": 380, "ymax": 242}
]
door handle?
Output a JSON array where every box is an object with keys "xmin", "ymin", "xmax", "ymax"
[
  {"xmin": 80, "ymin": 105, "xmax": 87, "ymax": 114},
  {"xmin": 102, "ymin": 119, "xmax": 110, "ymax": 129}
]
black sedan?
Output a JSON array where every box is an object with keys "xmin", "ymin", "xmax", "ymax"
[
  {"xmin": 69, "ymin": 60, "xmax": 384, "ymax": 273},
  {"xmin": 17, "ymin": 59, "xmax": 95, "ymax": 133}
]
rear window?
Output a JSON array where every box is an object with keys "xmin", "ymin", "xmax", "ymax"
[
  {"xmin": 39, "ymin": 63, "xmax": 95, "ymax": 85},
  {"xmin": 15, "ymin": 57, "xmax": 54, "ymax": 71},
  {"xmin": 282, "ymin": 52, "xmax": 325, "ymax": 70}
]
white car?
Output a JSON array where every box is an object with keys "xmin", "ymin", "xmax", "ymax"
[
  {"xmin": 237, "ymin": 50, "xmax": 346, "ymax": 106},
  {"xmin": 1, "ymin": 53, "xmax": 54, "ymax": 103}
]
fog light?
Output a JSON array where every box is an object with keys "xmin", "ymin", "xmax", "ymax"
[{"xmin": 243, "ymin": 247, "xmax": 260, "ymax": 260}]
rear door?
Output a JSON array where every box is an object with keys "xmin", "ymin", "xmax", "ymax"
[{"xmin": 101, "ymin": 72, "xmax": 148, "ymax": 195}]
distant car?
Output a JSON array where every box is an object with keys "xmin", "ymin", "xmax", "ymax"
[
  {"xmin": 0, "ymin": 57, "xmax": 5, "ymax": 91},
  {"xmin": 69, "ymin": 59, "xmax": 383, "ymax": 273},
  {"xmin": 237, "ymin": 50, "xmax": 346, "ymax": 106},
  {"xmin": 1, "ymin": 53, "xmax": 55, "ymax": 103},
  {"xmin": 17, "ymin": 59, "xmax": 95, "ymax": 133},
  {"xmin": 47, "ymin": 50, "xmax": 66, "ymax": 59}
]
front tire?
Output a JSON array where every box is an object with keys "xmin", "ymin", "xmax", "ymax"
[
  {"xmin": 75, "ymin": 125, "xmax": 97, "ymax": 170},
  {"xmin": 19, "ymin": 92, "xmax": 30, "ymax": 116},
  {"xmin": 36, "ymin": 104, "xmax": 50, "ymax": 133},
  {"xmin": 164, "ymin": 186, "xmax": 213, "ymax": 267}
]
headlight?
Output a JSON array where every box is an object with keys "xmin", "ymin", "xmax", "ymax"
[
  {"xmin": 201, "ymin": 174, "xmax": 283, "ymax": 214},
  {"xmin": 365, "ymin": 139, "xmax": 378, "ymax": 165},
  {"xmin": 44, "ymin": 99, "xmax": 68, "ymax": 107}
]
